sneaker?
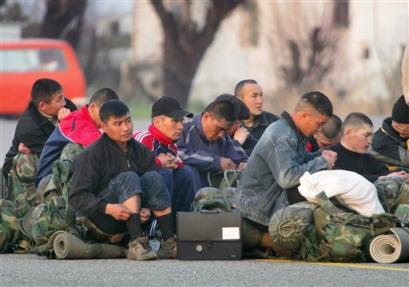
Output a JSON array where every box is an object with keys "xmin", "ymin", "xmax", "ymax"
[
  {"xmin": 127, "ymin": 236, "xmax": 158, "ymax": 261},
  {"xmin": 157, "ymin": 236, "xmax": 177, "ymax": 259}
]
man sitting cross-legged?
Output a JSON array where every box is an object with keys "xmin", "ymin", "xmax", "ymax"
[{"xmin": 69, "ymin": 100, "xmax": 176, "ymax": 260}]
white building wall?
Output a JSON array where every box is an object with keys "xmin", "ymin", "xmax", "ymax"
[{"xmin": 131, "ymin": 0, "xmax": 409, "ymax": 107}]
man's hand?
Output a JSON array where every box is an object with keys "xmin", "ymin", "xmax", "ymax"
[
  {"xmin": 220, "ymin": 157, "xmax": 237, "ymax": 171},
  {"xmin": 139, "ymin": 208, "xmax": 151, "ymax": 223},
  {"xmin": 391, "ymin": 121, "xmax": 409, "ymax": 138},
  {"xmin": 157, "ymin": 153, "xmax": 178, "ymax": 169},
  {"xmin": 385, "ymin": 170, "xmax": 409, "ymax": 179},
  {"xmin": 321, "ymin": 150, "xmax": 337, "ymax": 169},
  {"xmin": 233, "ymin": 127, "xmax": 250, "ymax": 145},
  {"xmin": 57, "ymin": 107, "xmax": 71, "ymax": 121},
  {"xmin": 105, "ymin": 203, "xmax": 132, "ymax": 221},
  {"xmin": 18, "ymin": 143, "xmax": 32, "ymax": 154},
  {"xmin": 238, "ymin": 162, "xmax": 246, "ymax": 171}
]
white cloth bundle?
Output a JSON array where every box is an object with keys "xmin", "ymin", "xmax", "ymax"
[{"xmin": 298, "ymin": 170, "xmax": 385, "ymax": 216}]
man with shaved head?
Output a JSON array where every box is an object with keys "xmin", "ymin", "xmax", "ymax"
[
  {"xmin": 234, "ymin": 79, "xmax": 279, "ymax": 155},
  {"xmin": 306, "ymin": 114, "xmax": 342, "ymax": 152},
  {"xmin": 330, "ymin": 112, "xmax": 408, "ymax": 182}
]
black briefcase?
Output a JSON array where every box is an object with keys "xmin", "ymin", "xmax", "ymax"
[{"xmin": 177, "ymin": 211, "xmax": 242, "ymax": 260}]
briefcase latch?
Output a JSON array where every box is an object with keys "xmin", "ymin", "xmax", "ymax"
[{"xmin": 195, "ymin": 244, "xmax": 204, "ymax": 253}]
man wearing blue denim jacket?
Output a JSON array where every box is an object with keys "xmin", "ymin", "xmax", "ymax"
[
  {"xmin": 177, "ymin": 94, "xmax": 248, "ymax": 188},
  {"xmin": 235, "ymin": 91, "xmax": 337, "ymax": 227}
]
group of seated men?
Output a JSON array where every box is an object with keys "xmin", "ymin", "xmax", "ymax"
[{"xmin": 2, "ymin": 77, "xmax": 409, "ymax": 260}]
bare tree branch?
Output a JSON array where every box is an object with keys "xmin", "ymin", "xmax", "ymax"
[
  {"xmin": 149, "ymin": 0, "xmax": 244, "ymax": 104},
  {"xmin": 150, "ymin": 0, "xmax": 177, "ymax": 37}
]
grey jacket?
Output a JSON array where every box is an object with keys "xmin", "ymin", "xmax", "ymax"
[{"xmin": 235, "ymin": 112, "xmax": 328, "ymax": 226}]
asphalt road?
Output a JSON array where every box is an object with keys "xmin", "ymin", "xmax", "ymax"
[
  {"xmin": 0, "ymin": 254, "xmax": 408, "ymax": 287},
  {"xmin": 0, "ymin": 118, "xmax": 408, "ymax": 286}
]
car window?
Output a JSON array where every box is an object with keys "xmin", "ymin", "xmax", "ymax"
[{"xmin": 0, "ymin": 48, "xmax": 67, "ymax": 72}]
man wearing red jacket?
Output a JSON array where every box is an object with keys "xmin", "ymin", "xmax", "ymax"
[
  {"xmin": 35, "ymin": 88, "xmax": 119, "ymax": 186},
  {"xmin": 134, "ymin": 96, "xmax": 198, "ymax": 213}
]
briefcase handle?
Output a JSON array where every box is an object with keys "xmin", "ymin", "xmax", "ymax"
[{"xmin": 199, "ymin": 209, "xmax": 220, "ymax": 214}]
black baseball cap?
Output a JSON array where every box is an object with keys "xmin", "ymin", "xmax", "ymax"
[
  {"xmin": 214, "ymin": 94, "xmax": 250, "ymax": 120},
  {"xmin": 152, "ymin": 96, "xmax": 193, "ymax": 119}
]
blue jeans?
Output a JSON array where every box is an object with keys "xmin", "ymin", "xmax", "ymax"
[
  {"xmin": 158, "ymin": 165, "xmax": 199, "ymax": 212},
  {"xmin": 89, "ymin": 171, "xmax": 170, "ymax": 234}
]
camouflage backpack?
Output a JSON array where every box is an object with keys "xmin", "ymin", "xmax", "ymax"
[
  {"xmin": 7, "ymin": 153, "xmax": 39, "ymax": 218},
  {"xmin": 27, "ymin": 143, "xmax": 83, "ymax": 255},
  {"xmin": 313, "ymin": 192, "xmax": 401, "ymax": 262},
  {"xmin": 37, "ymin": 143, "xmax": 83, "ymax": 202},
  {"xmin": 0, "ymin": 199, "xmax": 21, "ymax": 253},
  {"xmin": 19, "ymin": 195, "xmax": 76, "ymax": 255},
  {"xmin": 191, "ymin": 187, "xmax": 237, "ymax": 212},
  {"xmin": 374, "ymin": 177, "xmax": 407, "ymax": 213},
  {"xmin": 207, "ymin": 170, "xmax": 242, "ymax": 190},
  {"xmin": 0, "ymin": 168, "xmax": 7, "ymax": 200}
]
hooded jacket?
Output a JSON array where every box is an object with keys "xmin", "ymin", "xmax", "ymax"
[{"xmin": 35, "ymin": 105, "xmax": 101, "ymax": 186}]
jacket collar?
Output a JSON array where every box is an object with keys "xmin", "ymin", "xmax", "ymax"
[
  {"xmin": 253, "ymin": 112, "xmax": 271, "ymax": 127},
  {"xmin": 281, "ymin": 111, "xmax": 306, "ymax": 142},
  {"xmin": 193, "ymin": 114, "xmax": 210, "ymax": 143},
  {"xmin": 28, "ymin": 101, "xmax": 56, "ymax": 129},
  {"xmin": 102, "ymin": 133, "xmax": 132, "ymax": 153},
  {"xmin": 148, "ymin": 124, "xmax": 174, "ymax": 146},
  {"xmin": 381, "ymin": 117, "xmax": 407, "ymax": 146}
]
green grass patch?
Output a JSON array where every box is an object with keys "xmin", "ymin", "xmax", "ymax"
[{"xmin": 128, "ymin": 99, "xmax": 151, "ymax": 119}]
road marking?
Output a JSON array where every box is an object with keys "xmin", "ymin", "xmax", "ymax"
[{"xmin": 256, "ymin": 259, "xmax": 409, "ymax": 272}]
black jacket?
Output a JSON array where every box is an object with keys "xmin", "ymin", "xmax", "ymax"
[
  {"xmin": 370, "ymin": 117, "xmax": 409, "ymax": 169},
  {"xmin": 69, "ymin": 134, "xmax": 156, "ymax": 216},
  {"xmin": 330, "ymin": 143, "xmax": 388, "ymax": 182},
  {"xmin": 242, "ymin": 111, "xmax": 279, "ymax": 155},
  {"xmin": 2, "ymin": 99, "xmax": 76, "ymax": 179}
]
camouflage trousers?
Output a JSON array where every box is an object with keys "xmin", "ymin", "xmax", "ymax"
[{"xmin": 7, "ymin": 153, "xmax": 38, "ymax": 218}]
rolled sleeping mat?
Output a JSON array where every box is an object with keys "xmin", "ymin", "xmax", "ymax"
[
  {"xmin": 369, "ymin": 228, "xmax": 409, "ymax": 263},
  {"xmin": 52, "ymin": 231, "xmax": 126, "ymax": 259},
  {"xmin": 268, "ymin": 202, "xmax": 316, "ymax": 257}
]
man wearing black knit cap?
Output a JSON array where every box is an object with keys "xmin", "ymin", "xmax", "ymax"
[{"xmin": 370, "ymin": 95, "xmax": 409, "ymax": 170}]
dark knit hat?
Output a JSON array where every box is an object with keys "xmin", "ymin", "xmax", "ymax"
[{"xmin": 392, "ymin": 95, "xmax": 409, "ymax": 124}]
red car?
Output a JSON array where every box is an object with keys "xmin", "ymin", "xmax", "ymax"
[{"xmin": 0, "ymin": 39, "xmax": 86, "ymax": 116}]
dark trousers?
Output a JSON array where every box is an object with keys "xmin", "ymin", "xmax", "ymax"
[
  {"xmin": 158, "ymin": 165, "xmax": 199, "ymax": 212},
  {"xmin": 287, "ymin": 186, "xmax": 306, "ymax": 204},
  {"xmin": 179, "ymin": 164, "xmax": 211, "ymax": 190},
  {"xmin": 89, "ymin": 171, "xmax": 170, "ymax": 235}
]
